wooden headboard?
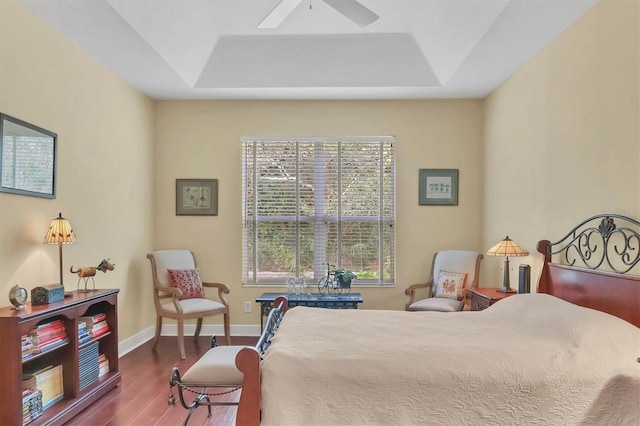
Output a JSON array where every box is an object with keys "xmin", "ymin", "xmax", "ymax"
[{"xmin": 537, "ymin": 214, "xmax": 640, "ymax": 328}]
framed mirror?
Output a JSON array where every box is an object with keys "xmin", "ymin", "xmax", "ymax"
[{"xmin": 0, "ymin": 114, "xmax": 56, "ymax": 198}]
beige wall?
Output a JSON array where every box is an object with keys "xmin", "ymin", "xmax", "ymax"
[
  {"xmin": 2, "ymin": 0, "xmax": 637, "ymax": 340},
  {"xmin": 154, "ymin": 100, "xmax": 484, "ymax": 322},
  {"xmin": 483, "ymin": 0, "xmax": 640, "ymax": 285},
  {"xmin": 0, "ymin": 0, "xmax": 156, "ymax": 341}
]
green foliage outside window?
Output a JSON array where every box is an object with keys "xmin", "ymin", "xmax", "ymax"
[{"xmin": 242, "ymin": 138, "xmax": 395, "ymax": 285}]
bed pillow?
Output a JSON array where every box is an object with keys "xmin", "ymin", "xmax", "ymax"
[
  {"xmin": 434, "ymin": 270, "xmax": 467, "ymax": 300},
  {"xmin": 167, "ymin": 268, "xmax": 205, "ymax": 299}
]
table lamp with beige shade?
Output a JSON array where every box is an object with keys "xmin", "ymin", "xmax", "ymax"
[
  {"xmin": 486, "ymin": 236, "xmax": 528, "ymax": 293},
  {"xmin": 43, "ymin": 212, "xmax": 77, "ymax": 286}
]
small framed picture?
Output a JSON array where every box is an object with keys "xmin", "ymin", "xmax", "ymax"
[
  {"xmin": 176, "ymin": 179, "xmax": 218, "ymax": 216},
  {"xmin": 418, "ymin": 169, "xmax": 458, "ymax": 206}
]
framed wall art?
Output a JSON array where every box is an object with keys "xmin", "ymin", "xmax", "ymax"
[
  {"xmin": 176, "ymin": 178, "xmax": 218, "ymax": 216},
  {"xmin": 418, "ymin": 169, "xmax": 458, "ymax": 206},
  {"xmin": 0, "ymin": 113, "xmax": 57, "ymax": 198}
]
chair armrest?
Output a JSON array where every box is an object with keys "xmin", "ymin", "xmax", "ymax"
[
  {"xmin": 202, "ymin": 282, "xmax": 230, "ymax": 293},
  {"xmin": 155, "ymin": 284, "xmax": 183, "ymax": 298},
  {"xmin": 458, "ymin": 282, "xmax": 479, "ymax": 305},
  {"xmin": 404, "ymin": 282, "xmax": 432, "ymax": 310},
  {"xmin": 154, "ymin": 284, "xmax": 184, "ymax": 313},
  {"xmin": 458, "ymin": 287, "xmax": 471, "ymax": 301},
  {"xmin": 202, "ymin": 282, "xmax": 230, "ymax": 307}
]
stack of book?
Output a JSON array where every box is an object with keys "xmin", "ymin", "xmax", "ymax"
[
  {"xmin": 30, "ymin": 319, "xmax": 69, "ymax": 354},
  {"xmin": 22, "ymin": 334, "xmax": 34, "ymax": 361},
  {"xmin": 22, "ymin": 388, "xmax": 42, "ymax": 424},
  {"xmin": 22, "ymin": 365, "xmax": 64, "ymax": 410},
  {"xmin": 79, "ymin": 313, "xmax": 109, "ymax": 338},
  {"xmin": 98, "ymin": 353, "xmax": 110, "ymax": 378},
  {"xmin": 78, "ymin": 341, "xmax": 99, "ymax": 391},
  {"xmin": 78, "ymin": 321, "xmax": 91, "ymax": 345}
]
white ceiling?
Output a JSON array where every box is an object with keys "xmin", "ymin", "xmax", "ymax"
[{"xmin": 20, "ymin": 0, "xmax": 599, "ymax": 100}]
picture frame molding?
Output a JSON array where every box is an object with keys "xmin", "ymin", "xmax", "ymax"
[
  {"xmin": 176, "ymin": 178, "xmax": 218, "ymax": 216},
  {"xmin": 418, "ymin": 168, "xmax": 459, "ymax": 206},
  {"xmin": 0, "ymin": 113, "xmax": 57, "ymax": 199}
]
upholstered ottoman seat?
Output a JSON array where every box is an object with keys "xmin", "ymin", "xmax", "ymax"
[{"xmin": 181, "ymin": 345, "xmax": 246, "ymax": 386}]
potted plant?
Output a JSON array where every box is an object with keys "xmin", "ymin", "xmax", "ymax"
[{"xmin": 334, "ymin": 268, "xmax": 357, "ymax": 288}]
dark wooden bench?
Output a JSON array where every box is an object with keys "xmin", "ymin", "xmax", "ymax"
[{"xmin": 168, "ymin": 297, "xmax": 288, "ymax": 425}]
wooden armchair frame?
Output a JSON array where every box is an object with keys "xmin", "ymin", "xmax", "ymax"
[
  {"xmin": 147, "ymin": 250, "xmax": 231, "ymax": 359},
  {"xmin": 405, "ymin": 250, "xmax": 483, "ymax": 311}
]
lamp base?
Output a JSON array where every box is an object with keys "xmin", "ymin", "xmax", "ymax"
[{"xmin": 497, "ymin": 257, "xmax": 517, "ymax": 293}]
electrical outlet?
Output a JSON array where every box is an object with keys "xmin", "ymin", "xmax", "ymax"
[{"xmin": 243, "ymin": 301, "xmax": 252, "ymax": 313}]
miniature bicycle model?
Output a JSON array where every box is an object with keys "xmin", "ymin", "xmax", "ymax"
[{"xmin": 317, "ymin": 263, "xmax": 352, "ymax": 294}]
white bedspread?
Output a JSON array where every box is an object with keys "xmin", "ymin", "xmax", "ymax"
[{"xmin": 260, "ymin": 294, "xmax": 640, "ymax": 425}]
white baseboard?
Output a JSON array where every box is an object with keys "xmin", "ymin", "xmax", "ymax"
[
  {"xmin": 118, "ymin": 325, "xmax": 156, "ymax": 357},
  {"xmin": 118, "ymin": 323, "xmax": 262, "ymax": 357}
]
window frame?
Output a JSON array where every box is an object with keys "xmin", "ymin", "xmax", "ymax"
[{"xmin": 242, "ymin": 136, "xmax": 395, "ymax": 287}]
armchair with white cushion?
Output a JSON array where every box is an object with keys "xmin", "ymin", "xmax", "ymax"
[
  {"xmin": 405, "ymin": 250, "xmax": 483, "ymax": 312},
  {"xmin": 146, "ymin": 249, "xmax": 231, "ymax": 359}
]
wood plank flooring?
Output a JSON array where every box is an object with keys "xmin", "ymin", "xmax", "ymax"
[{"xmin": 64, "ymin": 336, "xmax": 258, "ymax": 426}]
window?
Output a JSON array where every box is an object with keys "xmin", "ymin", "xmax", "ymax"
[{"xmin": 242, "ymin": 136, "xmax": 395, "ymax": 286}]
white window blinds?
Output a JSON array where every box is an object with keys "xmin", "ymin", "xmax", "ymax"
[
  {"xmin": 242, "ymin": 137, "xmax": 395, "ymax": 286},
  {"xmin": 2, "ymin": 137, "xmax": 53, "ymax": 189}
]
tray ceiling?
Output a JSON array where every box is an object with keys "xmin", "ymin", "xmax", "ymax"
[{"xmin": 20, "ymin": 0, "xmax": 599, "ymax": 100}]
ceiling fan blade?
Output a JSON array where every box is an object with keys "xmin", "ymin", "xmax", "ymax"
[
  {"xmin": 258, "ymin": 0, "xmax": 303, "ymax": 29},
  {"xmin": 322, "ymin": 0, "xmax": 379, "ymax": 27}
]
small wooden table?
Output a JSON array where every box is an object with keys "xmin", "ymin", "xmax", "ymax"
[
  {"xmin": 470, "ymin": 288, "xmax": 517, "ymax": 311},
  {"xmin": 256, "ymin": 292, "xmax": 363, "ymax": 330}
]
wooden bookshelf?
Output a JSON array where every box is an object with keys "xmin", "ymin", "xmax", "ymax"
[{"xmin": 0, "ymin": 289, "xmax": 120, "ymax": 425}]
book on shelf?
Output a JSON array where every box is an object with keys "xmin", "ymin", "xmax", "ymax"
[
  {"xmin": 22, "ymin": 334, "xmax": 34, "ymax": 346},
  {"xmin": 32, "ymin": 319, "xmax": 64, "ymax": 333},
  {"xmin": 23, "ymin": 364, "xmax": 64, "ymax": 410},
  {"xmin": 22, "ymin": 376, "xmax": 37, "ymax": 391},
  {"xmin": 29, "ymin": 320, "xmax": 68, "ymax": 351},
  {"xmin": 79, "ymin": 312, "xmax": 106, "ymax": 325},
  {"xmin": 88, "ymin": 320, "xmax": 108, "ymax": 331},
  {"xmin": 42, "ymin": 394, "xmax": 63, "ymax": 411},
  {"xmin": 80, "ymin": 313, "xmax": 110, "ymax": 337},
  {"xmin": 78, "ymin": 321, "xmax": 92, "ymax": 344},
  {"xmin": 22, "ymin": 334, "xmax": 35, "ymax": 360},
  {"xmin": 91, "ymin": 325, "xmax": 110, "ymax": 338},
  {"xmin": 78, "ymin": 333, "xmax": 92, "ymax": 345},
  {"xmin": 35, "ymin": 319, "xmax": 64, "ymax": 330},
  {"xmin": 22, "ymin": 389, "xmax": 43, "ymax": 425},
  {"xmin": 32, "ymin": 336, "xmax": 70, "ymax": 354},
  {"xmin": 98, "ymin": 353, "xmax": 110, "ymax": 378},
  {"xmin": 78, "ymin": 342, "xmax": 100, "ymax": 391}
]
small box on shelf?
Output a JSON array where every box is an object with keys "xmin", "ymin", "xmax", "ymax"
[{"xmin": 31, "ymin": 284, "xmax": 65, "ymax": 306}]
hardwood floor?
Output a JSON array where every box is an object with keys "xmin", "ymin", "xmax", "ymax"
[{"xmin": 64, "ymin": 335, "xmax": 258, "ymax": 426}]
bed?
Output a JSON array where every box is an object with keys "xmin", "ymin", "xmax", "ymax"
[{"xmin": 234, "ymin": 214, "xmax": 640, "ymax": 425}]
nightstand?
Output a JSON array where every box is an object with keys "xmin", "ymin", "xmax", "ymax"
[{"xmin": 470, "ymin": 288, "xmax": 517, "ymax": 311}]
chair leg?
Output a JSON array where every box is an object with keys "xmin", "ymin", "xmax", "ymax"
[
  {"xmin": 178, "ymin": 318, "xmax": 186, "ymax": 360},
  {"xmin": 224, "ymin": 312, "xmax": 231, "ymax": 345},
  {"xmin": 152, "ymin": 315, "xmax": 162, "ymax": 349},
  {"xmin": 194, "ymin": 318, "xmax": 203, "ymax": 339}
]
